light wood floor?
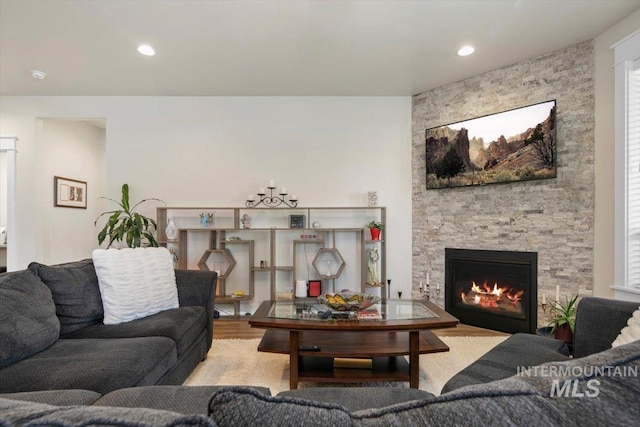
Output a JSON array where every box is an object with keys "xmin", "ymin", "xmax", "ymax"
[{"xmin": 213, "ymin": 318, "xmax": 509, "ymax": 340}]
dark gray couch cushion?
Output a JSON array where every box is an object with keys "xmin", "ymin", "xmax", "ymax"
[
  {"xmin": 441, "ymin": 333, "xmax": 570, "ymax": 393},
  {"xmin": 0, "ymin": 337, "xmax": 177, "ymax": 394},
  {"xmin": 65, "ymin": 306, "xmax": 206, "ymax": 356},
  {"xmin": 573, "ymin": 296, "xmax": 639, "ymax": 358},
  {"xmin": 95, "ymin": 385, "xmax": 271, "ymax": 415},
  {"xmin": 277, "ymin": 387, "xmax": 434, "ymax": 412},
  {"xmin": 208, "ymin": 341, "xmax": 640, "ymax": 427},
  {"xmin": 0, "ymin": 397, "xmax": 216, "ymax": 427},
  {"xmin": 0, "ymin": 389, "xmax": 101, "ymax": 406},
  {"xmin": 209, "ymin": 387, "xmax": 354, "ymax": 427},
  {"xmin": 0, "ymin": 270, "xmax": 60, "ymax": 369},
  {"xmin": 28, "ymin": 259, "xmax": 104, "ymax": 336},
  {"xmin": 357, "ymin": 339, "xmax": 640, "ymax": 427}
]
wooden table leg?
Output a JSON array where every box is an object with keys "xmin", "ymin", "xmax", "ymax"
[
  {"xmin": 289, "ymin": 330, "xmax": 299, "ymax": 389},
  {"xmin": 409, "ymin": 330, "xmax": 419, "ymax": 388}
]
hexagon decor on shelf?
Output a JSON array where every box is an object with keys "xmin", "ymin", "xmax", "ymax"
[
  {"xmin": 197, "ymin": 249, "xmax": 236, "ymax": 278},
  {"xmin": 312, "ymin": 248, "xmax": 346, "ymax": 280}
]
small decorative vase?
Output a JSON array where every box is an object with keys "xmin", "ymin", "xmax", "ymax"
[
  {"xmin": 370, "ymin": 228, "xmax": 381, "ymax": 241},
  {"xmin": 165, "ymin": 217, "xmax": 178, "ymax": 240}
]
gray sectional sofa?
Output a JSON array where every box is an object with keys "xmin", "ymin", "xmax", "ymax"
[
  {"xmin": 1, "ymin": 280, "xmax": 638, "ymax": 426},
  {"xmin": 0, "ymin": 260, "xmax": 216, "ymax": 394}
]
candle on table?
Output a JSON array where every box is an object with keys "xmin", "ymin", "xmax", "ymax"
[
  {"xmin": 555, "ymin": 285, "xmax": 560, "ymax": 303},
  {"xmin": 247, "ymin": 194, "xmax": 254, "ymax": 201},
  {"xmin": 542, "ymin": 293, "xmax": 546, "ymax": 304},
  {"xmin": 436, "ymin": 282, "xmax": 440, "ymax": 290},
  {"xmin": 291, "ymin": 194, "xmax": 297, "ymax": 200},
  {"xmin": 426, "ymin": 272, "xmax": 430, "ymax": 285},
  {"xmin": 269, "ymin": 179, "xmax": 275, "ymax": 187},
  {"xmin": 259, "ymin": 188, "xmax": 265, "ymax": 194},
  {"xmin": 281, "ymin": 188, "xmax": 287, "ymax": 194}
]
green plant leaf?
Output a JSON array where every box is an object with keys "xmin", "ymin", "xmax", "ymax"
[{"xmin": 121, "ymin": 184, "xmax": 130, "ymax": 212}]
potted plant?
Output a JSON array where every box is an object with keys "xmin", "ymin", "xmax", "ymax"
[
  {"xmin": 366, "ymin": 220, "xmax": 384, "ymax": 241},
  {"xmin": 547, "ymin": 294, "xmax": 579, "ymax": 346},
  {"xmin": 95, "ymin": 184, "xmax": 165, "ymax": 248}
]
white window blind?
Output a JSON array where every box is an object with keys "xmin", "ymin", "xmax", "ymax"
[
  {"xmin": 614, "ymin": 30, "xmax": 640, "ymax": 299},
  {"xmin": 628, "ymin": 59, "xmax": 640, "ymax": 289}
]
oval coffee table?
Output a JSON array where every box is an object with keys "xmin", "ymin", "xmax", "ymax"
[{"xmin": 249, "ymin": 299, "xmax": 459, "ymax": 389}]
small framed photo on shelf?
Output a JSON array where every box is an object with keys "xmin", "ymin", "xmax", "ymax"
[
  {"xmin": 289, "ymin": 215, "xmax": 305, "ymax": 229},
  {"xmin": 308, "ymin": 280, "xmax": 322, "ymax": 297},
  {"xmin": 54, "ymin": 176, "xmax": 87, "ymax": 209}
]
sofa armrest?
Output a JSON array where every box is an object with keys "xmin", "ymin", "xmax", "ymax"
[
  {"xmin": 174, "ymin": 269, "xmax": 217, "ymax": 350},
  {"xmin": 573, "ymin": 296, "xmax": 638, "ymax": 358}
]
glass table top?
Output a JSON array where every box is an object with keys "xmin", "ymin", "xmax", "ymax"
[{"xmin": 266, "ymin": 299, "xmax": 438, "ymax": 321}]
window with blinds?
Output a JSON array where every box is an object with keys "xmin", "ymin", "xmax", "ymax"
[
  {"xmin": 614, "ymin": 30, "xmax": 640, "ymax": 297},
  {"xmin": 627, "ymin": 59, "xmax": 640, "ymax": 289}
]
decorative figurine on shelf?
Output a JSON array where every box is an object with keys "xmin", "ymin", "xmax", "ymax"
[
  {"xmin": 367, "ymin": 247, "xmax": 380, "ymax": 286},
  {"xmin": 169, "ymin": 247, "xmax": 178, "ymax": 268},
  {"xmin": 241, "ymin": 214, "xmax": 251, "ymax": 229},
  {"xmin": 200, "ymin": 213, "xmax": 214, "ymax": 227},
  {"xmin": 165, "ymin": 217, "xmax": 177, "ymax": 240},
  {"xmin": 367, "ymin": 191, "xmax": 378, "ymax": 207}
]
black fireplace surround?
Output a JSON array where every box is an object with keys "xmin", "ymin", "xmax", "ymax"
[{"xmin": 445, "ymin": 248, "xmax": 537, "ymax": 334}]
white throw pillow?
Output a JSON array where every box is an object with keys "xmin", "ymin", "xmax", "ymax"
[
  {"xmin": 611, "ymin": 306, "xmax": 640, "ymax": 348},
  {"xmin": 92, "ymin": 247, "xmax": 179, "ymax": 325}
]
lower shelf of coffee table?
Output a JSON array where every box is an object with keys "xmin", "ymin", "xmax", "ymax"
[
  {"xmin": 258, "ymin": 329, "xmax": 449, "ymax": 357},
  {"xmin": 297, "ymin": 356, "xmax": 411, "ymax": 383}
]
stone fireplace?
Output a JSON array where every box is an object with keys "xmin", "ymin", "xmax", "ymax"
[
  {"xmin": 411, "ymin": 41, "xmax": 595, "ymax": 321},
  {"xmin": 445, "ymin": 248, "xmax": 537, "ymax": 334}
]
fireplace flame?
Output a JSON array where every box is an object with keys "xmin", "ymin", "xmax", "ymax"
[{"xmin": 460, "ymin": 281, "xmax": 523, "ymax": 309}]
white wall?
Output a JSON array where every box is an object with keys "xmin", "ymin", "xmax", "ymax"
[
  {"xmin": 0, "ymin": 97, "xmax": 413, "ymax": 294},
  {"xmin": 37, "ymin": 119, "xmax": 106, "ymax": 264},
  {"xmin": 593, "ymin": 9, "xmax": 640, "ymax": 298}
]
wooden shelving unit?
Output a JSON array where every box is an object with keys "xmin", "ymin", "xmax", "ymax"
[{"xmin": 156, "ymin": 207, "xmax": 387, "ymax": 315}]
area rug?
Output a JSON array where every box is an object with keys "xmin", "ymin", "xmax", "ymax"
[{"xmin": 183, "ymin": 336, "xmax": 507, "ymax": 395}]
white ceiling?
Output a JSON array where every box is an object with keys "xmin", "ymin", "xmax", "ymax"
[{"xmin": 1, "ymin": 0, "xmax": 639, "ymax": 96}]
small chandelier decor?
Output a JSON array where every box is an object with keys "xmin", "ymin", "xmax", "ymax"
[{"xmin": 246, "ymin": 180, "xmax": 298, "ymax": 208}]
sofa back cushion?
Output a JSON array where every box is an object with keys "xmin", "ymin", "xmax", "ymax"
[
  {"xmin": 573, "ymin": 296, "xmax": 639, "ymax": 358},
  {"xmin": 28, "ymin": 259, "xmax": 103, "ymax": 336},
  {"xmin": 208, "ymin": 340, "xmax": 640, "ymax": 426},
  {"xmin": 0, "ymin": 270, "xmax": 60, "ymax": 368},
  {"xmin": 0, "ymin": 397, "xmax": 215, "ymax": 426},
  {"xmin": 92, "ymin": 248, "xmax": 179, "ymax": 325}
]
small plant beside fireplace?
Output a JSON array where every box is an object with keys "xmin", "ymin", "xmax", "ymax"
[{"xmin": 547, "ymin": 294, "xmax": 579, "ymax": 345}]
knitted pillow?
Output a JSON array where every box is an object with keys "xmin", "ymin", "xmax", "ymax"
[
  {"xmin": 611, "ymin": 306, "xmax": 640, "ymax": 347},
  {"xmin": 92, "ymin": 247, "xmax": 178, "ymax": 325}
]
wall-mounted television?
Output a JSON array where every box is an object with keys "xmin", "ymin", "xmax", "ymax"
[{"xmin": 425, "ymin": 100, "xmax": 556, "ymax": 189}]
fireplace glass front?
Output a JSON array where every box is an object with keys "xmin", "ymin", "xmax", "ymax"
[{"xmin": 445, "ymin": 248, "xmax": 537, "ymax": 334}]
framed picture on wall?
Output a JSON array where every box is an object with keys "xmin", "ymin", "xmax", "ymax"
[
  {"xmin": 54, "ymin": 176, "xmax": 87, "ymax": 209},
  {"xmin": 425, "ymin": 99, "xmax": 557, "ymax": 189}
]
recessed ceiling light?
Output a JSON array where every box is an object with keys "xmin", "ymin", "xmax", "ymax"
[
  {"xmin": 137, "ymin": 44, "xmax": 155, "ymax": 56},
  {"xmin": 457, "ymin": 46, "xmax": 475, "ymax": 57},
  {"xmin": 30, "ymin": 70, "xmax": 47, "ymax": 80}
]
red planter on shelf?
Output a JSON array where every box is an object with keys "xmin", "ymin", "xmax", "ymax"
[{"xmin": 370, "ymin": 228, "xmax": 381, "ymax": 241}]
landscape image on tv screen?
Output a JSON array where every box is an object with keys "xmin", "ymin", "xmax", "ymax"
[{"xmin": 425, "ymin": 100, "xmax": 556, "ymax": 189}]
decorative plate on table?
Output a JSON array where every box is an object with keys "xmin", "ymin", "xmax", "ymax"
[{"xmin": 318, "ymin": 293, "xmax": 380, "ymax": 311}]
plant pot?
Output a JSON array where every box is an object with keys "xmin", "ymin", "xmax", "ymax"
[
  {"xmin": 536, "ymin": 326, "xmax": 553, "ymax": 337},
  {"xmin": 553, "ymin": 323, "xmax": 573, "ymax": 345},
  {"xmin": 370, "ymin": 228, "xmax": 381, "ymax": 241}
]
